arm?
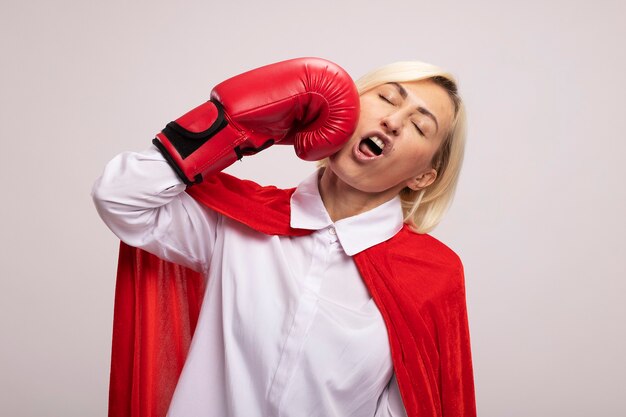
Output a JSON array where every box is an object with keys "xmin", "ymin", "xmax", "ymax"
[
  {"xmin": 92, "ymin": 145, "xmax": 218, "ymax": 272},
  {"xmin": 153, "ymin": 57, "xmax": 359, "ymax": 185},
  {"xmin": 94, "ymin": 57, "xmax": 359, "ymax": 271}
]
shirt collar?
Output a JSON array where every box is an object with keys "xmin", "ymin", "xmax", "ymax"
[{"xmin": 290, "ymin": 169, "xmax": 404, "ymax": 256}]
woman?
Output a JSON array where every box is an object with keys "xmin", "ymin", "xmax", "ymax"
[{"xmin": 93, "ymin": 57, "xmax": 475, "ymax": 417}]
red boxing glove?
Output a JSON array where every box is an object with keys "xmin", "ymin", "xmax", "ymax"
[{"xmin": 153, "ymin": 57, "xmax": 359, "ymax": 185}]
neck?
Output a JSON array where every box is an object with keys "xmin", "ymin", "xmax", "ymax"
[{"xmin": 318, "ymin": 168, "xmax": 402, "ymax": 222}]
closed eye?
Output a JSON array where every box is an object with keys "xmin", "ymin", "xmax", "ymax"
[
  {"xmin": 413, "ymin": 122, "xmax": 425, "ymax": 136},
  {"xmin": 378, "ymin": 94, "xmax": 394, "ymax": 104}
]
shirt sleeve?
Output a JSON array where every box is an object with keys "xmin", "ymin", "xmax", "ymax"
[
  {"xmin": 374, "ymin": 373, "xmax": 408, "ymax": 417},
  {"xmin": 91, "ymin": 145, "xmax": 219, "ymax": 273}
]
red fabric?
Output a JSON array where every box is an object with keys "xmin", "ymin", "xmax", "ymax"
[
  {"xmin": 353, "ymin": 229, "xmax": 475, "ymax": 416},
  {"xmin": 109, "ymin": 242, "xmax": 205, "ymax": 417},
  {"xmin": 109, "ymin": 172, "xmax": 476, "ymax": 417},
  {"xmin": 186, "ymin": 173, "xmax": 311, "ymax": 237}
]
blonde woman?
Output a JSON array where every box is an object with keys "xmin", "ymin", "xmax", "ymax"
[{"xmin": 93, "ymin": 57, "xmax": 475, "ymax": 417}]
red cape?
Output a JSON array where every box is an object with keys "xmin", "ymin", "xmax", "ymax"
[{"xmin": 109, "ymin": 172, "xmax": 476, "ymax": 417}]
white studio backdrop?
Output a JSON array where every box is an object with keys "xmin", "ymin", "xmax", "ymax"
[{"xmin": 1, "ymin": 0, "xmax": 624, "ymax": 416}]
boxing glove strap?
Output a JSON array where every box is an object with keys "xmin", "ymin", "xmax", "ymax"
[
  {"xmin": 152, "ymin": 138, "xmax": 203, "ymax": 186},
  {"xmin": 161, "ymin": 99, "xmax": 228, "ymax": 159}
]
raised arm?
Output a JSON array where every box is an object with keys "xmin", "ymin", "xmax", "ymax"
[
  {"xmin": 93, "ymin": 57, "xmax": 359, "ymax": 271},
  {"xmin": 92, "ymin": 145, "xmax": 219, "ymax": 272}
]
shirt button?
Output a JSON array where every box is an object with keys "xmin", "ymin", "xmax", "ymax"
[{"xmin": 329, "ymin": 227, "xmax": 337, "ymax": 236}]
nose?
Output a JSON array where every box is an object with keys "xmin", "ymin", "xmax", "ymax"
[{"xmin": 381, "ymin": 112, "xmax": 403, "ymax": 136}]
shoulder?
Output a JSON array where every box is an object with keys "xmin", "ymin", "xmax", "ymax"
[
  {"xmin": 188, "ymin": 172, "xmax": 311, "ymax": 237},
  {"xmin": 388, "ymin": 225, "xmax": 463, "ymax": 271},
  {"xmin": 192, "ymin": 172, "xmax": 295, "ymax": 199},
  {"xmin": 363, "ymin": 225, "xmax": 465, "ymax": 298}
]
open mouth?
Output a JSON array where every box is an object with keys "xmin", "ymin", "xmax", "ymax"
[{"xmin": 358, "ymin": 136, "xmax": 386, "ymax": 157}]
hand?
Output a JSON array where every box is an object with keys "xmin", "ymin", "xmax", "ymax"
[{"xmin": 153, "ymin": 57, "xmax": 360, "ymax": 185}]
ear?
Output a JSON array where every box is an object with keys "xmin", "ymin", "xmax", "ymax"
[{"xmin": 406, "ymin": 169, "xmax": 437, "ymax": 191}]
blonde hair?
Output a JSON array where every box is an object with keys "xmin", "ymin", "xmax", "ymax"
[{"xmin": 322, "ymin": 61, "xmax": 467, "ymax": 234}]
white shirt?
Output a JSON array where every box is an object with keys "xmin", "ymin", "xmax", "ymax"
[{"xmin": 92, "ymin": 146, "xmax": 408, "ymax": 417}]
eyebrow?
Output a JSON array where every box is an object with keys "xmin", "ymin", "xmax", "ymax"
[{"xmin": 388, "ymin": 82, "xmax": 439, "ymax": 133}]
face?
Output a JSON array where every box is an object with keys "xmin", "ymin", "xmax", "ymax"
[{"xmin": 328, "ymin": 79, "xmax": 455, "ymax": 196}]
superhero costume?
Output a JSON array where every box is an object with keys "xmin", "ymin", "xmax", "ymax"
[{"xmin": 107, "ymin": 170, "xmax": 476, "ymax": 417}]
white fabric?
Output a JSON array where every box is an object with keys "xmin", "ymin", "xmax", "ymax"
[{"xmin": 92, "ymin": 146, "xmax": 408, "ymax": 417}]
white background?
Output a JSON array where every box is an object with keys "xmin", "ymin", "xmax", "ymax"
[{"xmin": 1, "ymin": 0, "xmax": 624, "ymax": 416}]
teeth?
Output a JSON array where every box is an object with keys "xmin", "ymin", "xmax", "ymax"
[{"xmin": 369, "ymin": 136, "xmax": 385, "ymax": 150}]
